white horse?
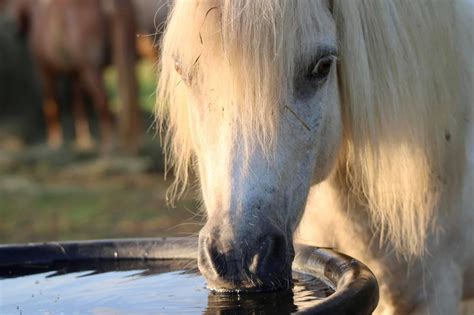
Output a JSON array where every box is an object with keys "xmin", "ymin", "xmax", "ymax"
[{"xmin": 157, "ymin": 1, "xmax": 474, "ymax": 314}]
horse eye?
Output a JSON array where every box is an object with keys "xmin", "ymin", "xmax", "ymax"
[
  {"xmin": 307, "ymin": 55, "xmax": 335, "ymax": 81},
  {"xmin": 174, "ymin": 59, "xmax": 183, "ymax": 76},
  {"xmin": 173, "ymin": 57, "xmax": 193, "ymax": 85}
]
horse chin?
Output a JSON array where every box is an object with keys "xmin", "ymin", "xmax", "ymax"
[
  {"xmin": 202, "ymin": 262, "xmax": 295, "ymax": 294},
  {"xmin": 208, "ymin": 286, "xmax": 292, "ymax": 295},
  {"xmin": 206, "ymin": 274, "xmax": 294, "ymax": 294}
]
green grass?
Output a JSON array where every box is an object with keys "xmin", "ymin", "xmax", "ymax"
[{"xmin": 0, "ymin": 173, "xmax": 203, "ymax": 244}]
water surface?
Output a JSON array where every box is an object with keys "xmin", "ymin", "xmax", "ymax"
[{"xmin": 0, "ymin": 260, "xmax": 334, "ymax": 314}]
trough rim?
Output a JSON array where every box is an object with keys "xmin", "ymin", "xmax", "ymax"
[{"xmin": 0, "ymin": 237, "xmax": 379, "ymax": 315}]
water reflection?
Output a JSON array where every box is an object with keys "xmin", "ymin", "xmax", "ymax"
[{"xmin": 206, "ymin": 289, "xmax": 298, "ymax": 314}]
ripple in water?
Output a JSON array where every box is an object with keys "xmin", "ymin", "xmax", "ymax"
[{"xmin": 0, "ymin": 260, "xmax": 334, "ymax": 314}]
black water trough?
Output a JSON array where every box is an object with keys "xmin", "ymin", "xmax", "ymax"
[{"xmin": 0, "ymin": 238, "xmax": 379, "ymax": 314}]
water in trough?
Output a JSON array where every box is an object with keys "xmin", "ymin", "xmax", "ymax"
[{"xmin": 0, "ymin": 259, "xmax": 334, "ymax": 314}]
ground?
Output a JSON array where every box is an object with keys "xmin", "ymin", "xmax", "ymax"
[{"xmin": 0, "ymin": 136, "xmax": 203, "ymax": 244}]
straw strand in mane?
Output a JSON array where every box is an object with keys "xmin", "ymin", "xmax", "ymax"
[{"xmin": 156, "ymin": 0, "xmax": 472, "ymax": 257}]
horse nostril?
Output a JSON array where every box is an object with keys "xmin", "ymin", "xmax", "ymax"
[
  {"xmin": 202, "ymin": 238, "xmax": 228, "ymax": 278},
  {"xmin": 198, "ymin": 236, "xmax": 221, "ymax": 278},
  {"xmin": 249, "ymin": 233, "xmax": 288, "ymax": 275}
]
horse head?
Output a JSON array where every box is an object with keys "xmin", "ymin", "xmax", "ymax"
[{"xmin": 158, "ymin": 0, "xmax": 341, "ymax": 292}]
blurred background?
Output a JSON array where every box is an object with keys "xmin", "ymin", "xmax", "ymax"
[{"xmin": 0, "ymin": 0, "xmax": 202, "ymax": 244}]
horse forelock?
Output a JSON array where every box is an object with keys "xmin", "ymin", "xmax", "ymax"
[
  {"xmin": 156, "ymin": 0, "xmax": 325, "ymax": 197},
  {"xmin": 157, "ymin": 0, "xmax": 473, "ymax": 257}
]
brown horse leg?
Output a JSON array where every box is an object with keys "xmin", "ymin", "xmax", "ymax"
[
  {"xmin": 40, "ymin": 68, "xmax": 63, "ymax": 149},
  {"xmin": 111, "ymin": 0, "xmax": 141, "ymax": 154},
  {"xmin": 81, "ymin": 68, "xmax": 115, "ymax": 153},
  {"xmin": 71, "ymin": 76, "xmax": 94, "ymax": 151}
]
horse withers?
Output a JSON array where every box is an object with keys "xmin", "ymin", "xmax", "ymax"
[{"xmin": 157, "ymin": 1, "xmax": 474, "ymax": 314}]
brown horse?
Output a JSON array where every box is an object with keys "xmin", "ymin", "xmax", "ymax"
[{"xmin": 12, "ymin": 0, "xmax": 141, "ymax": 153}]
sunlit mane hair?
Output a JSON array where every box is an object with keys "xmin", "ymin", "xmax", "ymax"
[{"xmin": 157, "ymin": 0, "xmax": 473, "ymax": 256}]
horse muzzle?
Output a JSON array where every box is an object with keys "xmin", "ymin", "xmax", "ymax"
[{"xmin": 197, "ymin": 223, "xmax": 294, "ymax": 292}]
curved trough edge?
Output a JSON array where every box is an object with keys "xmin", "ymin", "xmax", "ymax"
[
  {"xmin": 293, "ymin": 244, "xmax": 379, "ymax": 315},
  {"xmin": 0, "ymin": 237, "xmax": 198, "ymax": 266},
  {"xmin": 0, "ymin": 238, "xmax": 379, "ymax": 314}
]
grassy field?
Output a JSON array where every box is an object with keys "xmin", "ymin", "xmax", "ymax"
[{"xmin": 0, "ymin": 149, "xmax": 203, "ymax": 244}]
